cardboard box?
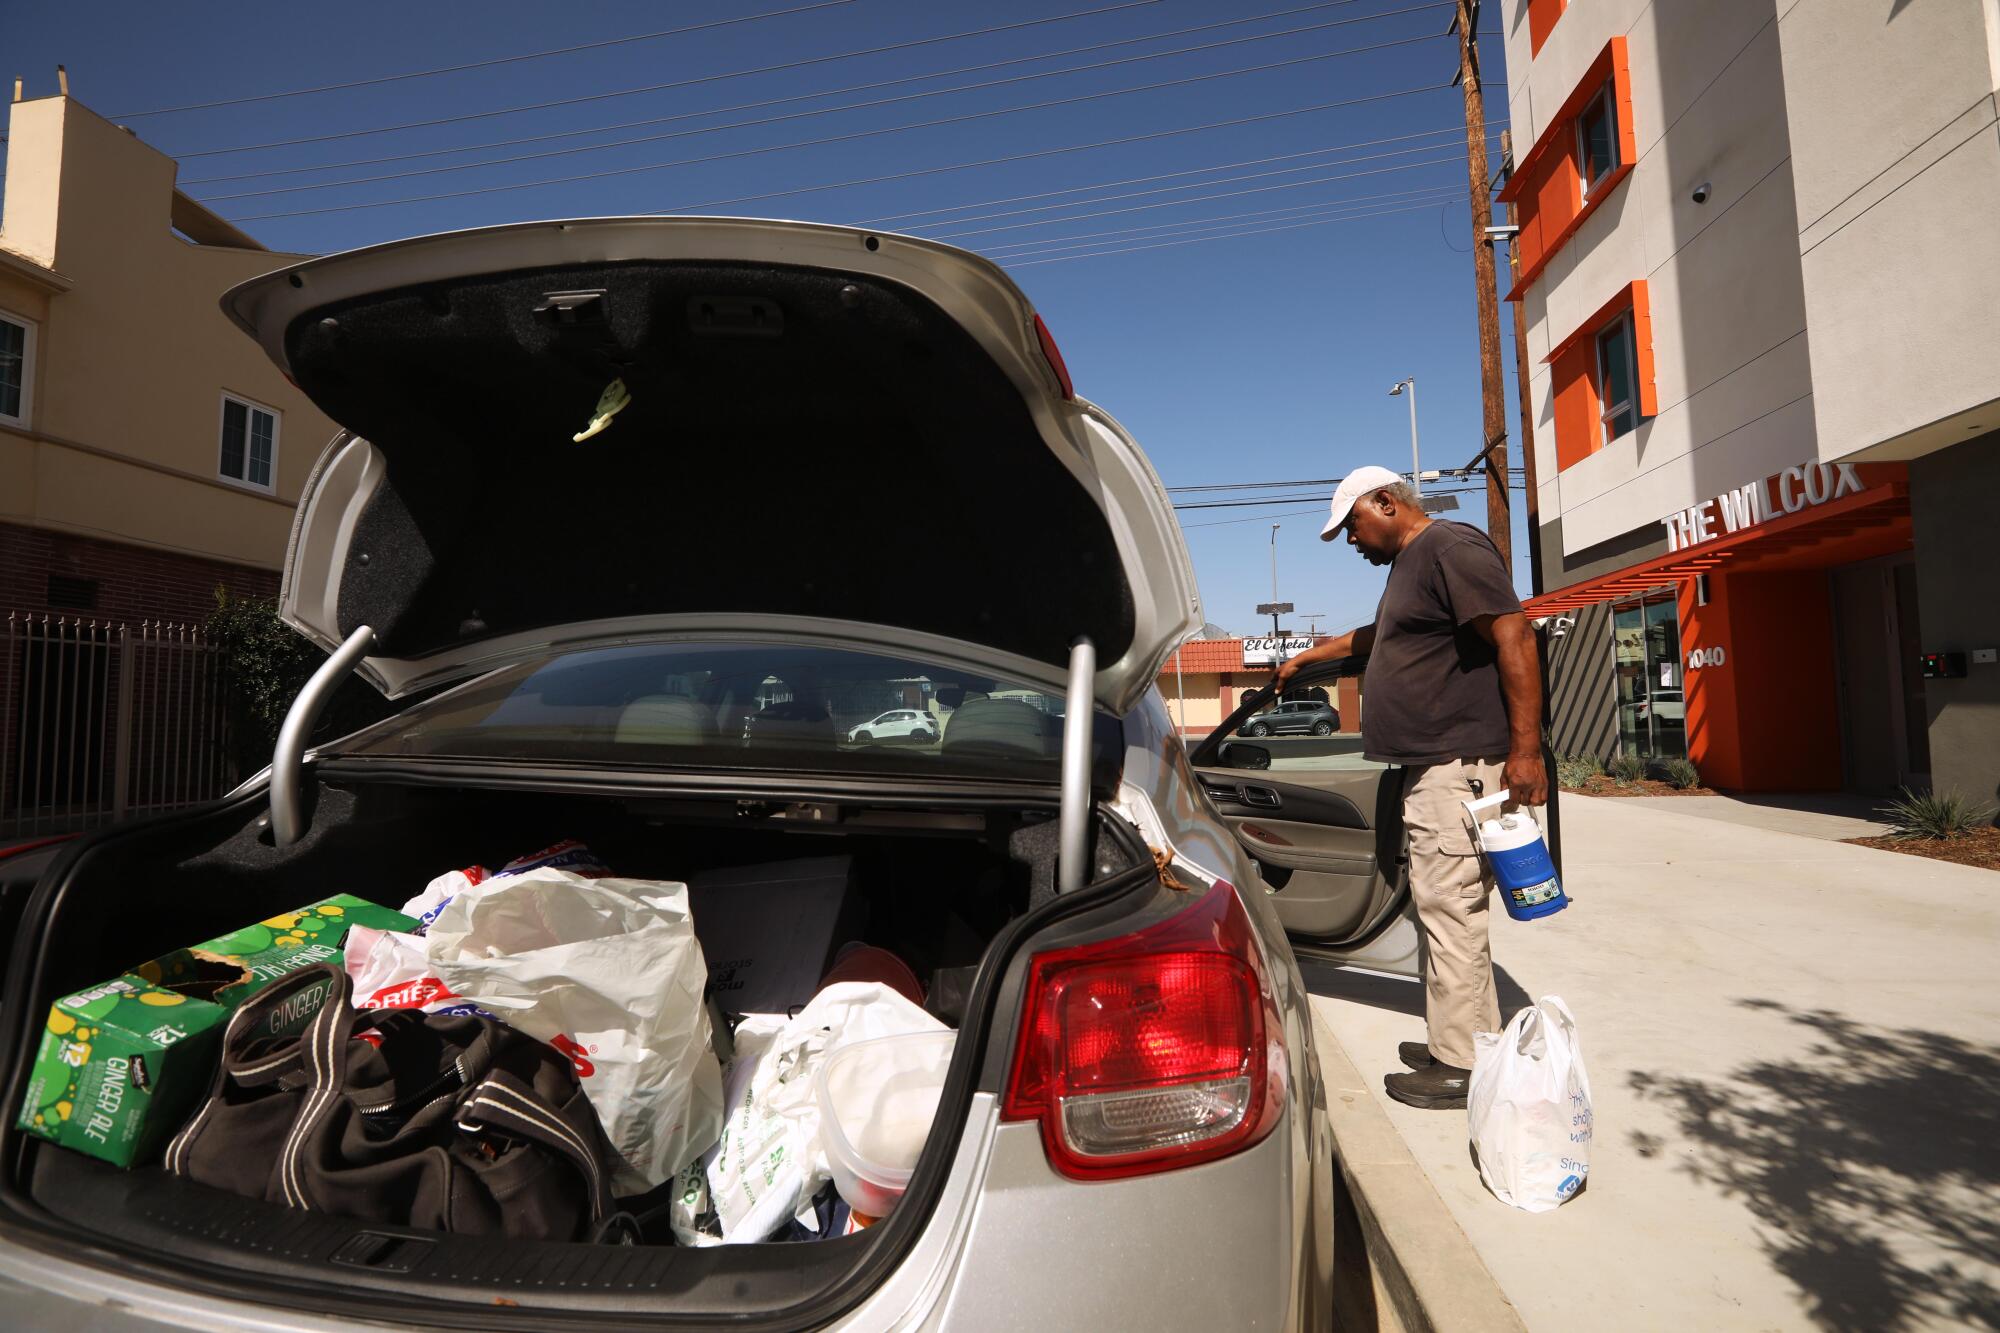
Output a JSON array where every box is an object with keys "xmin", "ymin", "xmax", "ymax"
[
  {"xmin": 16, "ymin": 894, "xmax": 416, "ymax": 1167},
  {"xmin": 16, "ymin": 974, "xmax": 227, "ymax": 1168},
  {"xmin": 688, "ymin": 857, "xmax": 861, "ymax": 1015},
  {"xmin": 133, "ymin": 893, "xmax": 416, "ymax": 1012}
]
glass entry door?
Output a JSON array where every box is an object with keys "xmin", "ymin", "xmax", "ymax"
[{"xmin": 1612, "ymin": 592, "xmax": 1686, "ymax": 761}]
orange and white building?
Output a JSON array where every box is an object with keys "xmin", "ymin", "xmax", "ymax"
[{"xmin": 1503, "ymin": 0, "xmax": 2000, "ymax": 798}]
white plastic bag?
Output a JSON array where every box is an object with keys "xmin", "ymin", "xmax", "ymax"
[
  {"xmin": 424, "ymin": 867, "xmax": 724, "ymax": 1193},
  {"xmin": 1468, "ymin": 996, "xmax": 1591, "ymax": 1212},
  {"xmin": 400, "ymin": 839, "xmax": 611, "ymax": 933},
  {"xmin": 343, "ymin": 925, "xmax": 494, "ymax": 1018},
  {"xmin": 702, "ymin": 982, "xmax": 944, "ymax": 1241}
]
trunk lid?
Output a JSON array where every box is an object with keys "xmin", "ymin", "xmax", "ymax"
[{"xmin": 224, "ymin": 217, "xmax": 1200, "ymax": 713}]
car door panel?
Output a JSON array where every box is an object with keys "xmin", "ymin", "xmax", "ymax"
[
  {"xmin": 1186, "ymin": 660, "xmax": 1412, "ymax": 963},
  {"xmin": 1195, "ymin": 763, "xmax": 1403, "ymax": 943}
]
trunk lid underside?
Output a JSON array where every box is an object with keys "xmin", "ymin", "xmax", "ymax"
[{"xmin": 228, "ymin": 219, "xmax": 1200, "ymax": 711}]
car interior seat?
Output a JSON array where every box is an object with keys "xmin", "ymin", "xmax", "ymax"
[
  {"xmin": 939, "ymin": 696, "xmax": 1060, "ymax": 760},
  {"xmin": 613, "ymin": 694, "xmax": 718, "ymax": 746}
]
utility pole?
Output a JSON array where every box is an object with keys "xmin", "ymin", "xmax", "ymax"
[
  {"xmin": 1454, "ymin": 0, "xmax": 1511, "ymax": 568},
  {"xmin": 1500, "ymin": 128, "xmax": 1546, "ymax": 596}
]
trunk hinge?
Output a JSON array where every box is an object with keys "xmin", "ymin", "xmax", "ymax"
[
  {"xmin": 1057, "ymin": 637, "xmax": 1096, "ymax": 895},
  {"xmin": 270, "ymin": 625, "xmax": 376, "ymax": 847}
]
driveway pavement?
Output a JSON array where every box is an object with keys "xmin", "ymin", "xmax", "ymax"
[{"xmin": 1306, "ymin": 794, "xmax": 2000, "ymax": 1333}]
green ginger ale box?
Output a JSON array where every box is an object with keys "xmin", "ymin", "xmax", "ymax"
[
  {"xmin": 131, "ymin": 893, "xmax": 416, "ymax": 1010},
  {"xmin": 16, "ymin": 973, "xmax": 227, "ymax": 1167},
  {"xmin": 16, "ymin": 894, "xmax": 416, "ymax": 1167}
]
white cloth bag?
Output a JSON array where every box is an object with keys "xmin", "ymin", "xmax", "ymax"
[
  {"xmin": 424, "ymin": 867, "xmax": 725, "ymax": 1193},
  {"xmin": 1468, "ymin": 996, "xmax": 1591, "ymax": 1212}
]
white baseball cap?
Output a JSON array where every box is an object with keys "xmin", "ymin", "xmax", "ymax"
[{"xmin": 1320, "ymin": 465, "xmax": 1409, "ymax": 540}]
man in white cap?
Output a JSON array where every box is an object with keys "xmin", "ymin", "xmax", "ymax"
[{"xmin": 1275, "ymin": 466, "xmax": 1547, "ymax": 1109}]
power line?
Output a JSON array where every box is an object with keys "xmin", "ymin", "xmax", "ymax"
[
  {"xmin": 860, "ymin": 119, "xmax": 1498, "ymax": 226},
  {"xmin": 1181, "ymin": 505, "xmax": 1333, "ymax": 529},
  {"xmin": 925, "ymin": 145, "xmax": 1478, "ymax": 242},
  {"xmin": 917, "ymin": 133, "xmax": 1482, "ymax": 233},
  {"xmin": 642, "ymin": 82, "xmax": 1462, "ymax": 219},
  {"xmin": 172, "ymin": 0, "xmax": 1183, "ymax": 158},
  {"xmin": 113, "ymin": 0, "xmax": 865, "ymax": 118},
  {"xmin": 223, "ymin": 34, "xmax": 1454, "ymax": 222},
  {"xmin": 1006, "ymin": 194, "xmax": 1465, "ymax": 266},
  {"xmin": 978, "ymin": 185, "xmax": 1468, "ymax": 258},
  {"xmin": 182, "ymin": 0, "xmax": 1383, "ymax": 184},
  {"xmin": 198, "ymin": 5, "xmax": 1453, "ymax": 203}
]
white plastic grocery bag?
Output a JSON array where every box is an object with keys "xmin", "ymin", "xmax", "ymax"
[
  {"xmin": 702, "ymin": 982, "xmax": 944, "ymax": 1242},
  {"xmin": 1468, "ymin": 996, "xmax": 1591, "ymax": 1212},
  {"xmin": 424, "ymin": 867, "xmax": 724, "ymax": 1193}
]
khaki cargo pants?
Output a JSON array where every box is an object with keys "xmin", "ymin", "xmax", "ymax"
[{"xmin": 1401, "ymin": 757, "xmax": 1506, "ymax": 1069}]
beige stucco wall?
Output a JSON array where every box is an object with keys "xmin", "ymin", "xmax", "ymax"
[
  {"xmin": 1506, "ymin": 0, "xmax": 1815, "ymax": 561},
  {"xmin": 1160, "ymin": 673, "xmax": 1223, "ymax": 732},
  {"xmin": 1777, "ymin": 0, "xmax": 2000, "ymax": 464},
  {"xmin": 0, "ymin": 96, "xmax": 336, "ymax": 570}
]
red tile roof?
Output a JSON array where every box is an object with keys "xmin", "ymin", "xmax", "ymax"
[{"xmin": 1162, "ymin": 639, "xmax": 1244, "ymax": 674}]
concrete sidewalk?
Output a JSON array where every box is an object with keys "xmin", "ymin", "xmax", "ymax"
[{"xmin": 1307, "ymin": 794, "xmax": 2000, "ymax": 1332}]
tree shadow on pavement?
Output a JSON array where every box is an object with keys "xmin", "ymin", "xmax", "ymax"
[{"xmin": 1628, "ymin": 1000, "xmax": 2000, "ymax": 1332}]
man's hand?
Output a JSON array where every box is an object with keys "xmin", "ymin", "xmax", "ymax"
[
  {"xmin": 1504, "ymin": 750, "xmax": 1549, "ymax": 808},
  {"xmin": 1273, "ymin": 655, "xmax": 1304, "ymax": 691}
]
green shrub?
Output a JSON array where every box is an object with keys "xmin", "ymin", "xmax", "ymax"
[
  {"xmin": 1879, "ymin": 788, "xmax": 1998, "ymax": 840},
  {"xmin": 206, "ymin": 587, "xmax": 399, "ymax": 776},
  {"xmin": 1608, "ymin": 752, "xmax": 1648, "ymax": 785},
  {"xmin": 207, "ymin": 588, "xmax": 322, "ymax": 775},
  {"xmin": 1660, "ymin": 757, "xmax": 1702, "ymax": 790},
  {"xmin": 1556, "ymin": 753, "xmax": 1605, "ymax": 788}
]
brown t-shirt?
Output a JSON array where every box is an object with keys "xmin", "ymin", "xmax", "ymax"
[{"xmin": 1361, "ymin": 521, "xmax": 1522, "ymax": 766}]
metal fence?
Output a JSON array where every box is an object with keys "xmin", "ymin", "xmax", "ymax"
[{"xmin": 0, "ymin": 613, "xmax": 236, "ymax": 839}]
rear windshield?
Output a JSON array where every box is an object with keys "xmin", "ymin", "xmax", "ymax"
[{"xmin": 331, "ymin": 641, "xmax": 1102, "ymax": 782}]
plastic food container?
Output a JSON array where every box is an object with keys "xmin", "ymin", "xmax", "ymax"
[{"xmin": 816, "ymin": 1030, "xmax": 957, "ymax": 1217}]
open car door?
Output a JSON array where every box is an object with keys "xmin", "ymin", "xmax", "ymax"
[{"xmin": 1187, "ymin": 657, "xmax": 1417, "ymax": 976}]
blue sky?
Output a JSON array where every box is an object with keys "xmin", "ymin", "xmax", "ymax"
[{"xmin": 7, "ymin": 0, "xmax": 1529, "ymax": 637}]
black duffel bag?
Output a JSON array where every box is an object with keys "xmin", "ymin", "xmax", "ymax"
[{"xmin": 165, "ymin": 962, "xmax": 629, "ymax": 1242}]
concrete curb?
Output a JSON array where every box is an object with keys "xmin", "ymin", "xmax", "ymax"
[{"xmin": 1316, "ymin": 1012, "xmax": 1526, "ymax": 1333}]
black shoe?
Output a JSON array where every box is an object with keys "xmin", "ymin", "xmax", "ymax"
[
  {"xmin": 1398, "ymin": 1041, "xmax": 1436, "ymax": 1070},
  {"xmin": 1384, "ymin": 1062, "xmax": 1470, "ymax": 1109}
]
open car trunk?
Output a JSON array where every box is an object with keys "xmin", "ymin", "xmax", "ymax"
[{"xmin": 0, "ymin": 773, "xmax": 1157, "ymax": 1326}]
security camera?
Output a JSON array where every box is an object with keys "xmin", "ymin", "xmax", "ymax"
[
  {"xmin": 1549, "ymin": 615, "xmax": 1576, "ymax": 640},
  {"xmin": 1691, "ymin": 181, "xmax": 1712, "ymax": 204}
]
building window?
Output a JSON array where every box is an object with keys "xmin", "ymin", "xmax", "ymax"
[
  {"xmin": 1596, "ymin": 312, "xmax": 1641, "ymax": 442},
  {"xmin": 218, "ymin": 392, "xmax": 280, "ymax": 491},
  {"xmin": 1613, "ymin": 593, "xmax": 1686, "ymax": 762},
  {"xmin": 1575, "ymin": 84, "xmax": 1621, "ymax": 197},
  {"xmin": 1547, "ymin": 280, "xmax": 1655, "ymax": 470},
  {"xmin": 1497, "ymin": 38, "xmax": 1634, "ymax": 299},
  {"xmin": 0, "ymin": 310, "xmax": 35, "ymax": 427}
]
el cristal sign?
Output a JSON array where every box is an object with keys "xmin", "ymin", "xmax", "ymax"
[
  {"xmin": 1661, "ymin": 461, "xmax": 1864, "ymax": 553},
  {"xmin": 1242, "ymin": 635, "xmax": 1317, "ymax": 665}
]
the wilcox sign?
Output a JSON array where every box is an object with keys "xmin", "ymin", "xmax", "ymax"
[
  {"xmin": 1242, "ymin": 635, "xmax": 1317, "ymax": 665},
  {"xmin": 1661, "ymin": 461, "xmax": 1864, "ymax": 553}
]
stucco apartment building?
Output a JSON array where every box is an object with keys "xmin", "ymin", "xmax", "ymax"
[
  {"xmin": 2, "ymin": 92, "xmax": 332, "ymax": 618},
  {"xmin": 1, "ymin": 91, "xmax": 334, "ymax": 830},
  {"xmin": 1503, "ymin": 0, "xmax": 2000, "ymax": 802}
]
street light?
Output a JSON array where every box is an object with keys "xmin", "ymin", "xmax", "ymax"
[
  {"xmin": 1270, "ymin": 523, "xmax": 1281, "ymax": 607},
  {"xmin": 1388, "ymin": 376, "xmax": 1421, "ymax": 496}
]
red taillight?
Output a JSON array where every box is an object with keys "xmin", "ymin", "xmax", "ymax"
[
  {"xmin": 1002, "ymin": 881, "xmax": 1284, "ymax": 1180},
  {"xmin": 1033, "ymin": 313, "xmax": 1074, "ymax": 400}
]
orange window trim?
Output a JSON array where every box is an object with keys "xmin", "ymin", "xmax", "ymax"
[
  {"xmin": 1499, "ymin": 37, "xmax": 1635, "ymax": 300},
  {"xmin": 1527, "ymin": 0, "xmax": 1567, "ymax": 56},
  {"xmin": 1546, "ymin": 281, "xmax": 1656, "ymax": 471}
]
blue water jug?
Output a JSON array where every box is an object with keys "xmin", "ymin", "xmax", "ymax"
[{"xmin": 1463, "ymin": 790, "xmax": 1569, "ymax": 921}]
